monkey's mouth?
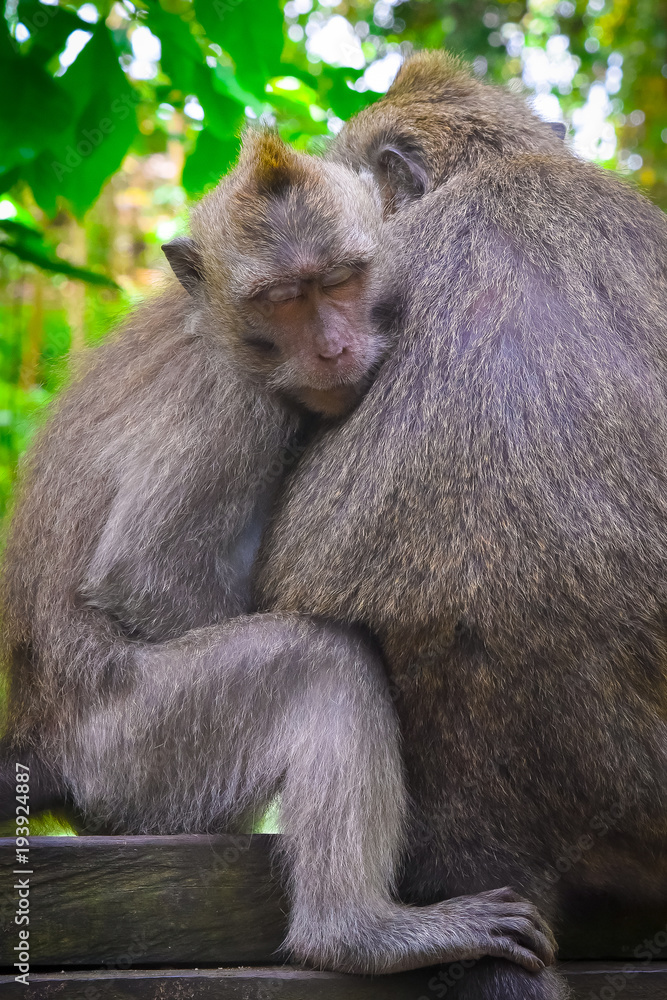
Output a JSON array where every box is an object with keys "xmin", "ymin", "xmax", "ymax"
[
  {"xmin": 295, "ymin": 382, "xmax": 366, "ymax": 418},
  {"xmin": 291, "ymin": 346, "xmax": 385, "ymax": 417},
  {"xmin": 305, "ymin": 355, "xmax": 369, "ymax": 389},
  {"xmin": 276, "ymin": 336, "xmax": 386, "ymax": 392}
]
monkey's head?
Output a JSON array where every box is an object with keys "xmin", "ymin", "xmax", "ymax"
[
  {"xmin": 330, "ymin": 49, "xmax": 570, "ymax": 214},
  {"xmin": 163, "ymin": 131, "xmax": 385, "ymax": 418}
]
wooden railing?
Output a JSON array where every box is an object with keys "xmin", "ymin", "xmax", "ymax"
[{"xmin": 0, "ymin": 835, "xmax": 666, "ymax": 998}]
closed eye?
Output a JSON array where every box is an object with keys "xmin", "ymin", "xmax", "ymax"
[
  {"xmin": 320, "ymin": 265, "xmax": 355, "ymax": 288},
  {"xmin": 242, "ymin": 335, "xmax": 278, "ymax": 354},
  {"xmin": 266, "ymin": 282, "xmax": 302, "ymax": 303}
]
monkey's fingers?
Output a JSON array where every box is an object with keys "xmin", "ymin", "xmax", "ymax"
[
  {"xmin": 446, "ymin": 887, "xmax": 557, "ymax": 968},
  {"xmin": 480, "ymin": 887, "xmax": 525, "ymax": 904},
  {"xmin": 499, "ymin": 904, "xmax": 557, "ymax": 951},
  {"xmin": 484, "ymin": 938, "xmax": 546, "ymax": 973},
  {"xmin": 481, "ymin": 887, "xmax": 558, "ymax": 953},
  {"xmin": 490, "ymin": 917, "xmax": 555, "ymax": 967}
]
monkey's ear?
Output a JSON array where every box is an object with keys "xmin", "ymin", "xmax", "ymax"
[
  {"xmin": 373, "ymin": 144, "xmax": 429, "ymax": 214},
  {"xmin": 162, "ymin": 237, "xmax": 204, "ymax": 297},
  {"xmin": 549, "ymin": 121, "xmax": 567, "ymax": 141}
]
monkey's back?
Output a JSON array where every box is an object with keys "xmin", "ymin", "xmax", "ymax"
[
  {"xmin": 262, "ymin": 155, "xmax": 667, "ymax": 642},
  {"xmin": 2, "ymin": 288, "xmax": 298, "ymax": 738},
  {"xmin": 258, "ymin": 153, "xmax": 667, "ymax": 881}
]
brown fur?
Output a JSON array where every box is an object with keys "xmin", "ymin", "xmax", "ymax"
[{"xmin": 257, "ymin": 51, "xmax": 667, "ymax": 999}]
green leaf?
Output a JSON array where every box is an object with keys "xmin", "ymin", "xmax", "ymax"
[
  {"xmin": 0, "ymin": 221, "xmax": 118, "ymax": 286},
  {"xmin": 145, "ymin": 4, "xmax": 246, "ymax": 139},
  {"xmin": 0, "ymin": 167, "xmax": 20, "ymax": 197},
  {"xmin": 24, "ymin": 26, "xmax": 139, "ymax": 216},
  {"xmin": 145, "ymin": 1, "xmax": 202, "ymax": 94},
  {"xmin": 325, "ymin": 69, "xmax": 378, "ymax": 120},
  {"xmin": 182, "ymin": 127, "xmax": 240, "ymax": 195},
  {"xmin": 193, "ymin": 0, "xmax": 284, "ymax": 98},
  {"xmin": 270, "ymin": 62, "xmax": 321, "ymax": 92},
  {"xmin": 16, "ymin": 0, "xmax": 82, "ymax": 66},
  {"xmin": 0, "ymin": 23, "xmax": 74, "ymax": 174},
  {"xmin": 211, "ymin": 61, "xmax": 263, "ymax": 114},
  {"xmin": 268, "ymin": 75, "xmax": 319, "ymax": 107},
  {"xmin": 195, "ymin": 63, "xmax": 246, "ymax": 140}
]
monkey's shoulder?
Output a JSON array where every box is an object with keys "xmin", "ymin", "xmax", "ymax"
[
  {"xmin": 42, "ymin": 290, "xmax": 294, "ymax": 445},
  {"xmin": 415, "ymin": 152, "xmax": 667, "ymax": 268}
]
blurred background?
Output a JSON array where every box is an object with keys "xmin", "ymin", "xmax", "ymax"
[{"xmin": 0, "ymin": 0, "xmax": 666, "ymax": 523}]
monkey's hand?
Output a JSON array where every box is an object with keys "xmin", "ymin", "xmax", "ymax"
[
  {"xmin": 294, "ymin": 886, "xmax": 557, "ymax": 975},
  {"xmin": 424, "ymin": 886, "xmax": 556, "ymax": 973}
]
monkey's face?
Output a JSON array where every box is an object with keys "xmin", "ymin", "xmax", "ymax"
[
  {"xmin": 239, "ymin": 258, "xmax": 384, "ymax": 418},
  {"xmin": 167, "ymin": 132, "xmax": 386, "ymax": 417},
  {"xmin": 224, "ymin": 154, "xmax": 386, "ymax": 419}
]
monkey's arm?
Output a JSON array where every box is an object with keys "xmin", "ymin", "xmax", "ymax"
[{"xmin": 73, "ymin": 332, "xmax": 300, "ymax": 641}]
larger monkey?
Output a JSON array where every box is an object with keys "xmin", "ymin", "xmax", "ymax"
[
  {"xmin": 257, "ymin": 52, "xmax": 667, "ymax": 999},
  {"xmin": 0, "ymin": 130, "xmax": 552, "ymax": 975}
]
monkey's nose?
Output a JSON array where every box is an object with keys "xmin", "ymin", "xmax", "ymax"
[{"xmin": 318, "ymin": 345, "xmax": 348, "ymax": 361}]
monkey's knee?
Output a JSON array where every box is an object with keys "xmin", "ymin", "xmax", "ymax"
[{"xmin": 443, "ymin": 960, "xmax": 571, "ymax": 1000}]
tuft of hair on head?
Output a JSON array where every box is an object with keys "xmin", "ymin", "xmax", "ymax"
[
  {"xmin": 386, "ymin": 49, "xmax": 472, "ymax": 102},
  {"xmin": 238, "ymin": 128, "xmax": 309, "ymax": 196}
]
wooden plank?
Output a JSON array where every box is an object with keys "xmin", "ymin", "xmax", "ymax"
[
  {"xmin": 0, "ymin": 964, "xmax": 666, "ymax": 1000},
  {"xmin": 0, "ymin": 835, "xmax": 287, "ymax": 967},
  {"xmin": 3, "ymin": 836, "xmax": 667, "ymax": 968},
  {"xmin": 562, "ymin": 963, "xmax": 667, "ymax": 999}
]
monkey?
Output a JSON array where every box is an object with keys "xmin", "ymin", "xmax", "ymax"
[
  {"xmin": 0, "ymin": 128, "xmax": 554, "ymax": 976},
  {"xmin": 255, "ymin": 50, "xmax": 667, "ymax": 999}
]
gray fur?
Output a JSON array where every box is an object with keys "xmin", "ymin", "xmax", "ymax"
[
  {"xmin": 0, "ymin": 131, "xmax": 553, "ymax": 975},
  {"xmin": 256, "ymin": 51, "xmax": 667, "ymax": 998}
]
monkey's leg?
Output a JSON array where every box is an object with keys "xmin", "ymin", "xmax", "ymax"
[
  {"xmin": 62, "ymin": 614, "xmax": 554, "ymax": 976},
  {"xmin": 277, "ymin": 663, "xmax": 556, "ymax": 976},
  {"xmin": 438, "ymin": 959, "xmax": 571, "ymax": 1000}
]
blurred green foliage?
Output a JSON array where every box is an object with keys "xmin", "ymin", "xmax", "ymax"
[
  {"xmin": 0, "ymin": 0, "xmax": 664, "ymax": 523},
  {"xmin": 2, "ymin": 0, "xmax": 665, "ymax": 210}
]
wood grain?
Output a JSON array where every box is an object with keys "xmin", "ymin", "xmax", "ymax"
[
  {"xmin": 0, "ymin": 835, "xmax": 286, "ymax": 967},
  {"xmin": 0, "ymin": 965, "xmax": 666, "ymax": 999},
  {"xmin": 2, "ymin": 833, "xmax": 667, "ymax": 1000}
]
